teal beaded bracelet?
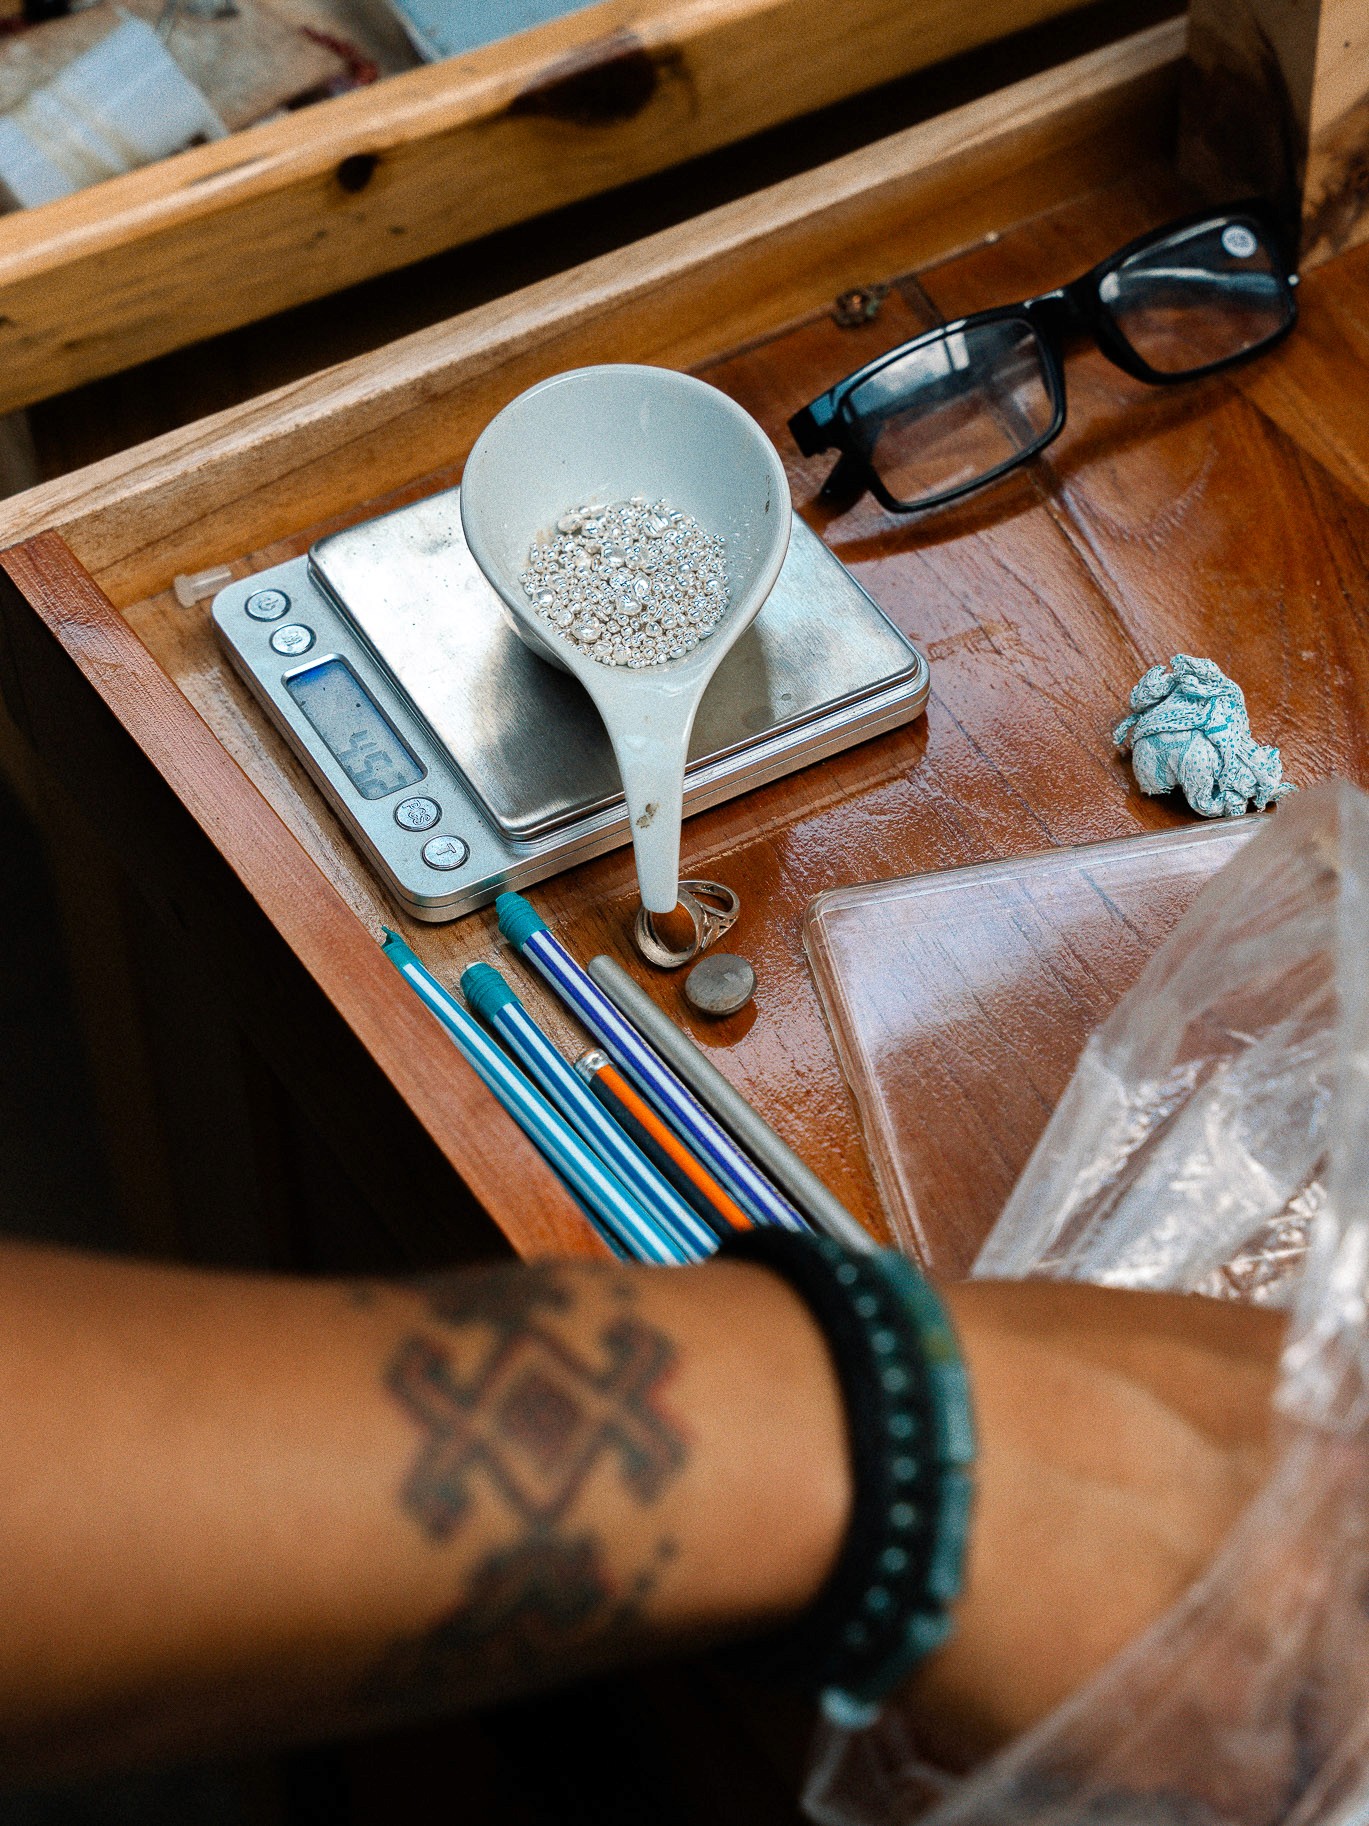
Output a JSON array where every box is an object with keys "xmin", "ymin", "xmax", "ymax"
[{"xmin": 717, "ymin": 1231, "xmax": 976, "ymax": 1728}]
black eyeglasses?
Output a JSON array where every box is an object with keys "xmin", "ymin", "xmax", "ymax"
[{"xmin": 789, "ymin": 204, "xmax": 1298, "ymax": 517}]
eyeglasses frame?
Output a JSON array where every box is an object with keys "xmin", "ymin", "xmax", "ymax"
[{"xmin": 788, "ymin": 202, "xmax": 1300, "ymax": 517}]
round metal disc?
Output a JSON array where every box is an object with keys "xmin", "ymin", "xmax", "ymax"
[{"xmin": 684, "ymin": 952, "xmax": 756, "ymax": 1017}]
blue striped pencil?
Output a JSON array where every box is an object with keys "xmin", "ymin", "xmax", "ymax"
[
  {"xmin": 461, "ymin": 964, "xmax": 715, "ymax": 1262},
  {"xmin": 495, "ymin": 894, "xmax": 809, "ymax": 1233},
  {"xmin": 380, "ymin": 930, "xmax": 685, "ymax": 1264}
]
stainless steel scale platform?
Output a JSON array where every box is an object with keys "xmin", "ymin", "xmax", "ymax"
[{"xmin": 213, "ymin": 487, "xmax": 930, "ymax": 920}]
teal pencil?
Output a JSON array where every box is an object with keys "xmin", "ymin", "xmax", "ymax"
[
  {"xmin": 462, "ymin": 963, "xmax": 714, "ymax": 1262},
  {"xmin": 380, "ymin": 929, "xmax": 681, "ymax": 1265}
]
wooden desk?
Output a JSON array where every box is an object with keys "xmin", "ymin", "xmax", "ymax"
[
  {"xmin": 0, "ymin": 21, "xmax": 1172, "ymax": 1256},
  {"xmin": 4, "ymin": 14, "xmax": 1368, "ymax": 1287},
  {"xmin": 0, "ymin": 18, "xmax": 1365, "ymax": 1818}
]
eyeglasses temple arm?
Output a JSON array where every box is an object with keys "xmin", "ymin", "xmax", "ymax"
[
  {"xmin": 788, "ymin": 394, "xmax": 839, "ymax": 455},
  {"xmin": 818, "ymin": 453, "xmax": 869, "ymax": 503}
]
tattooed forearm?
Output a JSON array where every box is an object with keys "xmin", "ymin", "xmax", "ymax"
[
  {"xmin": 386, "ymin": 1305, "xmax": 686, "ymax": 1539},
  {"xmin": 365, "ymin": 1531, "xmax": 681, "ymax": 1714},
  {"xmin": 367, "ymin": 1263, "xmax": 689, "ymax": 1716}
]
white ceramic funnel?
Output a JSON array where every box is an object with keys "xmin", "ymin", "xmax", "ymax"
[{"xmin": 459, "ymin": 364, "xmax": 791, "ymax": 913}]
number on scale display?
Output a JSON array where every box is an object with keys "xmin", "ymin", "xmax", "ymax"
[{"xmin": 285, "ymin": 658, "xmax": 425, "ymax": 801}]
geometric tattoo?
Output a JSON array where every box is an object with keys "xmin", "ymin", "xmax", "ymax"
[
  {"xmin": 387, "ymin": 1315, "xmax": 687, "ymax": 1541},
  {"xmin": 364, "ymin": 1528, "xmax": 681, "ymax": 1714},
  {"xmin": 368, "ymin": 1264, "xmax": 689, "ymax": 1717},
  {"xmin": 419, "ymin": 1260, "xmax": 572, "ymax": 1334},
  {"xmin": 368, "ymin": 1530, "xmax": 650, "ymax": 1709}
]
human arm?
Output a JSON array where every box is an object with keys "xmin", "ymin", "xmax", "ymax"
[
  {"xmin": 0, "ymin": 1241, "xmax": 1282, "ymax": 1782},
  {"xmin": 911, "ymin": 1277, "xmax": 1283, "ymax": 1767},
  {"xmin": 0, "ymin": 1242, "xmax": 848, "ymax": 1780}
]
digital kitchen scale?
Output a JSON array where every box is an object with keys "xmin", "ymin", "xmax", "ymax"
[{"xmin": 213, "ymin": 487, "xmax": 930, "ymax": 920}]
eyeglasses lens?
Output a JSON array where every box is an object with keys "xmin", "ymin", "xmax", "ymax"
[
  {"xmin": 1097, "ymin": 217, "xmax": 1293, "ymax": 376},
  {"xmin": 843, "ymin": 317, "xmax": 1056, "ymax": 509}
]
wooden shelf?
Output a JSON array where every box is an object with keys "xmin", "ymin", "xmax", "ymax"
[{"xmin": 18, "ymin": 16, "xmax": 1348, "ymax": 1274}]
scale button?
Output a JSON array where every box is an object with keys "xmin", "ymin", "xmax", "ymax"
[
  {"xmin": 422, "ymin": 835, "xmax": 470, "ymax": 871},
  {"xmin": 395, "ymin": 796, "xmax": 441, "ymax": 832},
  {"xmin": 245, "ymin": 588, "xmax": 290, "ymax": 621},
  {"xmin": 270, "ymin": 623, "xmax": 314, "ymax": 656}
]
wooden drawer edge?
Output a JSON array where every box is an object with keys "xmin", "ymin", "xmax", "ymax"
[
  {"xmin": 0, "ymin": 15, "xmax": 1186, "ymax": 606},
  {"xmin": 0, "ymin": 528, "xmax": 602, "ymax": 1262},
  {"xmin": 0, "ymin": 0, "xmax": 1100, "ymax": 413}
]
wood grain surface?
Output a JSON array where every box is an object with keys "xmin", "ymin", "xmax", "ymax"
[
  {"xmin": 7, "ymin": 47, "xmax": 1369, "ymax": 1269},
  {"xmin": 0, "ymin": 0, "xmax": 1097, "ymax": 417}
]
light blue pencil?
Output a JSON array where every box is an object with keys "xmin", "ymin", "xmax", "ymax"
[
  {"xmin": 380, "ymin": 930, "xmax": 683, "ymax": 1265},
  {"xmin": 495, "ymin": 893, "xmax": 809, "ymax": 1233},
  {"xmin": 461, "ymin": 964, "xmax": 716, "ymax": 1263},
  {"xmin": 559, "ymin": 1188, "xmax": 632, "ymax": 1260}
]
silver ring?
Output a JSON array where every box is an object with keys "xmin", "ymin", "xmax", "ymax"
[
  {"xmin": 681, "ymin": 879, "xmax": 741, "ymax": 950},
  {"xmin": 632, "ymin": 879, "xmax": 741, "ymax": 971},
  {"xmin": 634, "ymin": 898, "xmax": 703, "ymax": 969}
]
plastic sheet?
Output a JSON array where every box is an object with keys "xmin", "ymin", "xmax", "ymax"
[
  {"xmin": 805, "ymin": 820, "xmax": 1260, "ymax": 1275},
  {"xmin": 806, "ymin": 780, "xmax": 1369, "ymax": 1826}
]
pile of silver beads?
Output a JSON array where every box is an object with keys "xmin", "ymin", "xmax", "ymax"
[{"xmin": 520, "ymin": 495, "xmax": 730, "ymax": 669}]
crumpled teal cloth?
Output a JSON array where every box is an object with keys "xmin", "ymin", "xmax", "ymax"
[{"xmin": 1114, "ymin": 654, "xmax": 1294, "ymax": 818}]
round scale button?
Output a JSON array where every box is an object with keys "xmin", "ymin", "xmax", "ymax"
[
  {"xmin": 269, "ymin": 623, "xmax": 314, "ymax": 656},
  {"xmin": 421, "ymin": 835, "xmax": 469, "ymax": 872},
  {"xmin": 395, "ymin": 796, "xmax": 441, "ymax": 832},
  {"xmin": 245, "ymin": 588, "xmax": 290, "ymax": 621}
]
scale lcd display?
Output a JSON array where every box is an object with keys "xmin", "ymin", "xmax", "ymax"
[{"xmin": 285, "ymin": 657, "xmax": 424, "ymax": 801}]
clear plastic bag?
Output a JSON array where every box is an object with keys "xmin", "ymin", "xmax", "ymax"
[{"xmin": 807, "ymin": 780, "xmax": 1369, "ymax": 1826}]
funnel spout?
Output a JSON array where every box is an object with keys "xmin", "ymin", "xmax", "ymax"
[
  {"xmin": 627, "ymin": 766, "xmax": 687, "ymax": 914},
  {"xmin": 607, "ymin": 698, "xmax": 694, "ymax": 914}
]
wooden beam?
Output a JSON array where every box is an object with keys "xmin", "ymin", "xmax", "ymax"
[
  {"xmin": 0, "ymin": 18, "xmax": 1186, "ymax": 606},
  {"xmin": 0, "ymin": 0, "xmax": 1097, "ymax": 414},
  {"xmin": 1181, "ymin": 0, "xmax": 1369, "ymax": 267}
]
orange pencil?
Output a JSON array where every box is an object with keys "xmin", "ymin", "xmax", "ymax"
[{"xmin": 574, "ymin": 1049, "xmax": 752, "ymax": 1234}]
